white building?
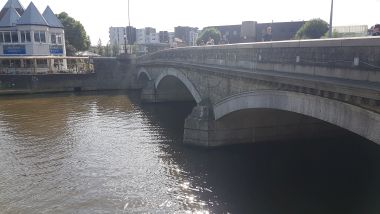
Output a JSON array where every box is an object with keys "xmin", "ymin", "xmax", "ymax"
[
  {"xmin": 189, "ymin": 30, "xmax": 198, "ymax": 46},
  {"xmin": 136, "ymin": 27, "xmax": 159, "ymax": 44},
  {"xmin": 0, "ymin": 0, "xmax": 66, "ymax": 56},
  {"xmin": 109, "ymin": 27, "xmax": 126, "ymax": 54}
]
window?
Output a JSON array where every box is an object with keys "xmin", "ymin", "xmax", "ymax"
[
  {"xmin": 11, "ymin": 32, "xmax": 18, "ymax": 43},
  {"xmin": 50, "ymin": 34, "xmax": 63, "ymax": 44},
  {"xmin": 40, "ymin": 32, "xmax": 46, "ymax": 43},
  {"xmin": 21, "ymin": 31, "xmax": 31, "ymax": 42},
  {"xmin": 34, "ymin": 32, "xmax": 40, "ymax": 42},
  {"xmin": 0, "ymin": 31, "xmax": 19, "ymax": 43},
  {"xmin": 57, "ymin": 35, "xmax": 62, "ymax": 44},
  {"xmin": 51, "ymin": 34, "xmax": 56, "ymax": 44},
  {"xmin": 4, "ymin": 32, "xmax": 11, "ymax": 43},
  {"xmin": 34, "ymin": 31, "xmax": 46, "ymax": 43}
]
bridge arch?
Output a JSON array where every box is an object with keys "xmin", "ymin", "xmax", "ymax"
[
  {"xmin": 137, "ymin": 68, "xmax": 152, "ymax": 81},
  {"xmin": 154, "ymin": 68, "xmax": 202, "ymax": 104},
  {"xmin": 137, "ymin": 68, "xmax": 152, "ymax": 89},
  {"xmin": 213, "ymin": 90, "xmax": 380, "ymax": 144}
]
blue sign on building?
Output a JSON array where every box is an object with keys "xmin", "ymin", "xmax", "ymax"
[
  {"xmin": 3, "ymin": 45, "xmax": 26, "ymax": 55},
  {"xmin": 50, "ymin": 45, "xmax": 64, "ymax": 55}
]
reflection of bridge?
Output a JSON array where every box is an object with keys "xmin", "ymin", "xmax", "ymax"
[{"xmin": 134, "ymin": 37, "xmax": 380, "ymax": 147}]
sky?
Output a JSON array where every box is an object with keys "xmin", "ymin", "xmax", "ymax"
[{"xmin": 14, "ymin": 0, "xmax": 380, "ymax": 45}]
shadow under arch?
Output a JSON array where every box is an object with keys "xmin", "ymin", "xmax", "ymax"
[
  {"xmin": 154, "ymin": 68, "xmax": 202, "ymax": 104},
  {"xmin": 213, "ymin": 90, "xmax": 380, "ymax": 145},
  {"xmin": 137, "ymin": 67, "xmax": 152, "ymax": 88}
]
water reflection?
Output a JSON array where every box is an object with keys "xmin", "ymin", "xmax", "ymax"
[{"xmin": 0, "ymin": 91, "xmax": 379, "ymax": 214}]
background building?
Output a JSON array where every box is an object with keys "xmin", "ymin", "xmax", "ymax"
[
  {"xmin": 333, "ymin": 25, "xmax": 368, "ymax": 37},
  {"xmin": 136, "ymin": 27, "xmax": 159, "ymax": 44},
  {"xmin": 159, "ymin": 31, "xmax": 169, "ymax": 43},
  {"xmin": 0, "ymin": 0, "xmax": 66, "ymax": 56},
  {"xmin": 174, "ymin": 26, "xmax": 198, "ymax": 46},
  {"xmin": 109, "ymin": 27, "xmax": 126, "ymax": 54},
  {"xmin": 256, "ymin": 21, "xmax": 305, "ymax": 41},
  {"xmin": 208, "ymin": 21, "xmax": 305, "ymax": 44}
]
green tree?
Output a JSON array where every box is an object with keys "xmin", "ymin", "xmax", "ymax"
[
  {"xmin": 196, "ymin": 27, "xmax": 221, "ymax": 45},
  {"xmin": 112, "ymin": 44, "xmax": 120, "ymax": 56},
  {"xmin": 104, "ymin": 43, "xmax": 111, "ymax": 57},
  {"xmin": 295, "ymin": 18, "xmax": 329, "ymax": 39},
  {"xmin": 58, "ymin": 12, "xmax": 91, "ymax": 55},
  {"xmin": 97, "ymin": 39, "xmax": 104, "ymax": 56}
]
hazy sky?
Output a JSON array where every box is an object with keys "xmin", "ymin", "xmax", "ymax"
[{"xmin": 15, "ymin": 0, "xmax": 380, "ymax": 45}]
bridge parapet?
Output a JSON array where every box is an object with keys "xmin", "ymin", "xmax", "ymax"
[{"xmin": 139, "ymin": 37, "xmax": 380, "ymax": 83}]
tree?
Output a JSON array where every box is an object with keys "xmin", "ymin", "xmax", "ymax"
[
  {"xmin": 97, "ymin": 39, "xmax": 104, "ymax": 56},
  {"xmin": 58, "ymin": 12, "xmax": 91, "ymax": 55},
  {"xmin": 295, "ymin": 18, "xmax": 329, "ymax": 39},
  {"xmin": 65, "ymin": 42, "xmax": 77, "ymax": 56},
  {"xmin": 104, "ymin": 43, "xmax": 111, "ymax": 57},
  {"xmin": 196, "ymin": 27, "xmax": 221, "ymax": 45},
  {"xmin": 112, "ymin": 44, "xmax": 120, "ymax": 56}
]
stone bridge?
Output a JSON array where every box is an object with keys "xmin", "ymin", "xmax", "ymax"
[{"xmin": 134, "ymin": 37, "xmax": 380, "ymax": 147}]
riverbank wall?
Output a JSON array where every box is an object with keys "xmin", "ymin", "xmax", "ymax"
[{"xmin": 0, "ymin": 57, "xmax": 134, "ymax": 95}]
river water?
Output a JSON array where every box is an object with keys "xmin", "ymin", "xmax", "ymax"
[{"xmin": 0, "ymin": 91, "xmax": 379, "ymax": 214}]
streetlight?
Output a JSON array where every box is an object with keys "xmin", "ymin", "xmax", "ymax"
[
  {"xmin": 329, "ymin": 0, "xmax": 334, "ymax": 38},
  {"xmin": 127, "ymin": 0, "xmax": 132, "ymax": 54},
  {"xmin": 124, "ymin": 34, "xmax": 127, "ymax": 54}
]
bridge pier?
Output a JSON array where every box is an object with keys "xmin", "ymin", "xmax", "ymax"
[
  {"xmin": 183, "ymin": 105, "xmax": 216, "ymax": 147},
  {"xmin": 140, "ymin": 80, "xmax": 157, "ymax": 103}
]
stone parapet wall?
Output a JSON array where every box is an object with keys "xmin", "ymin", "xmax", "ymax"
[{"xmin": 138, "ymin": 37, "xmax": 380, "ymax": 82}]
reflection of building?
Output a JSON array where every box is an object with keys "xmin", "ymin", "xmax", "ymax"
[
  {"xmin": 0, "ymin": 0, "xmax": 66, "ymax": 56},
  {"xmin": 332, "ymin": 25, "xmax": 368, "ymax": 37}
]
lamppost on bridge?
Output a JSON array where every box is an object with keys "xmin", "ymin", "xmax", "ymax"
[
  {"xmin": 124, "ymin": 33, "xmax": 127, "ymax": 54},
  {"xmin": 329, "ymin": 0, "xmax": 334, "ymax": 38},
  {"xmin": 127, "ymin": 0, "xmax": 132, "ymax": 54}
]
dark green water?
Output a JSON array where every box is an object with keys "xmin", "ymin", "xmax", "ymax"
[{"xmin": 0, "ymin": 91, "xmax": 379, "ymax": 214}]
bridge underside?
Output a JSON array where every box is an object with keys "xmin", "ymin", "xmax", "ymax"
[{"xmin": 184, "ymin": 107, "xmax": 350, "ymax": 147}]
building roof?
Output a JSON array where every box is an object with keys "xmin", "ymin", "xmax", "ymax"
[
  {"xmin": 3, "ymin": 0, "xmax": 24, "ymax": 10},
  {"xmin": 0, "ymin": 0, "xmax": 24, "ymax": 20},
  {"xmin": 17, "ymin": 2, "xmax": 48, "ymax": 26},
  {"xmin": 0, "ymin": 6, "xmax": 20, "ymax": 27},
  {"xmin": 42, "ymin": 6, "xmax": 63, "ymax": 28}
]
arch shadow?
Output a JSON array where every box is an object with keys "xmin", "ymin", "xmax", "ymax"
[
  {"xmin": 154, "ymin": 68, "xmax": 202, "ymax": 104},
  {"xmin": 214, "ymin": 90, "xmax": 380, "ymax": 144}
]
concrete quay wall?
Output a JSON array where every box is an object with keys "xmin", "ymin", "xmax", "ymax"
[{"xmin": 0, "ymin": 57, "xmax": 132, "ymax": 95}]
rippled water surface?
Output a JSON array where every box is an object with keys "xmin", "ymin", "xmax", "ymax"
[{"xmin": 0, "ymin": 91, "xmax": 379, "ymax": 214}]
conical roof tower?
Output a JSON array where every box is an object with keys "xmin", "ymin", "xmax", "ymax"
[
  {"xmin": 0, "ymin": 0, "xmax": 24, "ymax": 20},
  {"xmin": 42, "ymin": 6, "xmax": 63, "ymax": 28},
  {"xmin": 17, "ymin": 2, "xmax": 48, "ymax": 26},
  {"xmin": 0, "ymin": 6, "xmax": 20, "ymax": 27}
]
